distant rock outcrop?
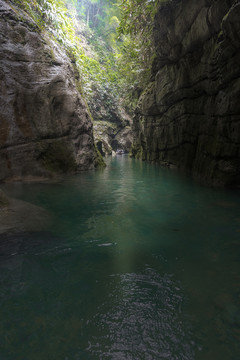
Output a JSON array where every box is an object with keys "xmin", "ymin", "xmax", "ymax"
[
  {"xmin": 89, "ymin": 82, "xmax": 133, "ymax": 155},
  {"xmin": 93, "ymin": 106, "xmax": 133, "ymax": 156},
  {"xmin": 0, "ymin": 0, "xmax": 101, "ymax": 182},
  {"xmin": 132, "ymin": 0, "xmax": 240, "ymax": 187}
]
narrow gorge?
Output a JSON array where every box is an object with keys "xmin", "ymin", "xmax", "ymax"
[
  {"xmin": 0, "ymin": 1, "xmax": 240, "ymax": 360},
  {"xmin": 1, "ymin": 0, "xmax": 239, "ymax": 186}
]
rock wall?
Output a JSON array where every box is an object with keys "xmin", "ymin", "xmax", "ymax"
[
  {"xmin": 0, "ymin": 0, "xmax": 101, "ymax": 182},
  {"xmin": 89, "ymin": 82, "xmax": 133, "ymax": 155},
  {"xmin": 132, "ymin": 0, "xmax": 240, "ymax": 187},
  {"xmin": 93, "ymin": 107, "xmax": 133, "ymax": 156}
]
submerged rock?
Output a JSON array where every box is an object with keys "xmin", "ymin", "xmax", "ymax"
[
  {"xmin": 0, "ymin": 0, "xmax": 101, "ymax": 182},
  {"xmin": 132, "ymin": 0, "xmax": 240, "ymax": 187},
  {"xmin": 0, "ymin": 191, "xmax": 50, "ymax": 235}
]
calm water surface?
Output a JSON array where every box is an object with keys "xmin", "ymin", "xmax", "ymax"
[{"xmin": 1, "ymin": 156, "xmax": 240, "ymax": 360}]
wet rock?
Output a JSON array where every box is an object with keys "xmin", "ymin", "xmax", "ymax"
[
  {"xmin": 93, "ymin": 119, "xmax": 133, "ymax": 155},
  {"xmin": 93, "ymin": 121, "xmax": 116, "ymax": 156},
  {"xmin": 0, "ymin": 196, "xmax": 50, "ymax": 235},
  {"xmin": 0, "ymin": 0, "xmax": 101, "ymax": 182},
  {"xmin": 132, "ymin": 0, "xmax": 240, "ymax": 187},
  {"xmin": 113, "ymin": 126, "xmax": 133, "ymax": 153}
]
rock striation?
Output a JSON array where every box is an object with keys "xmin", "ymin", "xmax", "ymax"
[
  {"xmin": 132, "ymin": 0, "xmax": 240, "ymax": 187},
  {"xmin": 0, "ymin": 0, "xmax": 101, "ymax": 182},
  {"xmin": 93, "ymin": 107, "xmax": 133, "ymax": 156}
]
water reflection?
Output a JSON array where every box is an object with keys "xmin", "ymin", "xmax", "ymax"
[
  {"xmin": 0, "ymin": 156, "xmax": 240, "ymax": 359},
  {"xmin": 87, "ymin": 268, "xmax": 195, "ymax": 360}
]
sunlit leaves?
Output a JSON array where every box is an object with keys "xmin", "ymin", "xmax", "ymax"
[
  {"xmin": 114, "ymin": 0, "xmax": 166, "ymax": 105},
  {"xmin": 36, "ymin": 0, "xmax": 77, "ymax": 45},
  {"xmin": 14, "ymin": 0, "xmax": 161, "ymax": 111}
]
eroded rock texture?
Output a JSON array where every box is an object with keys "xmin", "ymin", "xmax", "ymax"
[
  {"xmin": 93, "ymin": 108, "xmax": 133, "ymax": 157},
  {"xmin": 89, "ymin": 84, "xmax": 133, "ymax": 155},
  {"xmin": 0, "ymin": 0, "xmax": 100, "ymax": 182},
  {"xmin": 132, "ymin": 0, "xmax": 240, "ymax": 186}
]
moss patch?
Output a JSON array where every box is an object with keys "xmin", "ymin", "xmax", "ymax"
[
  {"xmin": 129, "ymin": 144, "xmax": 143, "ymax": 159},
  {"xmin": 94, "ymin": 145, "xmax": 106, "ymax": 169}
]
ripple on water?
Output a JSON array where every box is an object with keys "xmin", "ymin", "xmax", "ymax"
[{"xmin": 87, "ymin": 268, "xmax": 196, "ymax": 360}]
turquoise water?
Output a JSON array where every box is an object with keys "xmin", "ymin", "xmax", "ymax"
[{"xmin": 1, "ymin": 156, "xmax": 240, "ymax": 360}]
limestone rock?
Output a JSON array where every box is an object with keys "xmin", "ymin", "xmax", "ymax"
[
  {"xmin": 93, "ymin": 108, "xmax": 133, "ymax": 156},
  {"xmin": 0, "ymin": 0, "xmax": 100, "ymax": 182},
  {"xmin": 0, "ymin": 192, "xmax": 50, "ymax": 234},
  {"xmin": 132, "ymin": 0, "xmax": 240, "ymax": 187},
  {"xmin": 93, "ymin": 121, "xmax": 115, "ymax": 156}
]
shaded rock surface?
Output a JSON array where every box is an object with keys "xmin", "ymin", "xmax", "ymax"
[
  {"xmin": 92, "ymin": 95, "xmax": 133, "ymax": 155},
  {"xmin": 132, "ymin": 0, "xmax": 240, "ymax": 187},
  {"xmin": 0, "ymin": 189, "xmax": 50, "ymax": 235},
  {"xmin": 0, "ymin": 0, "xmax": 101, "ymax": 182},
  {"xmin": 66, "ymin": 11, "xmax": 133, "ymax": 157},
  {"xmin": 93, "ymin": 113, "xmax": 133, "ymax": 156}
]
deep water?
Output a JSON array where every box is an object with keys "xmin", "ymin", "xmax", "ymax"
[{"xmin": 1, "ymin": 156, "xmax": 240, "ymax": 360}]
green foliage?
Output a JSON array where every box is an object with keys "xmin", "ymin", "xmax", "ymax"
[
  {"xmin": 13, "ymin": 0, "xmax": 78, "ymax": 47},
  {"xmin": 94, "ymin": 145, "xmax": 107, "ymax": 168},
  {"xmin": 12, "ymin": 0, "xmax": 106, "ymax": 98},
  {"xmin": 115, "ymin": 0, "xmax": 169, "ymax": 104},
  {"xmin": 117, "ymin": 0, "xmax": 160, "ymax": 36},
  {"xmin": 37, "ymin": 0, "xmax": 76, "ymax": 45},
  {"xmin": 12, "ymin": 0, "xmax": 163, "ymax": 114}
]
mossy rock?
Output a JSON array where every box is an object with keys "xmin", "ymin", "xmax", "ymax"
[
  {"xmin": 94, "ymin": 146, "xmax": 106, "ymax": 169},
  {"xmin": 129, "ymin": 144, "xmax": 143, "ymax": 159}
]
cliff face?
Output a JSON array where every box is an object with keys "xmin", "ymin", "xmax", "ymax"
[
  {"xmin": 91, "ymin": 91, "xmax": 133, "ymax": 155},
  {"xmin": 132, "ymin": 0, "xmax": 240, "ymax": 187},
  {"xmin": 93, "ymin": 107, "xmax": 133, "ymax": 156},
  {"xmin": 0, "ymin": 0, "xmax": 100, "ymax": 182}
]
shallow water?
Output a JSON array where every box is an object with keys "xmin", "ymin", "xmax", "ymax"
[{"xmin": 1, "ymin": 156, "xmax": 240, "ymax": 360}]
